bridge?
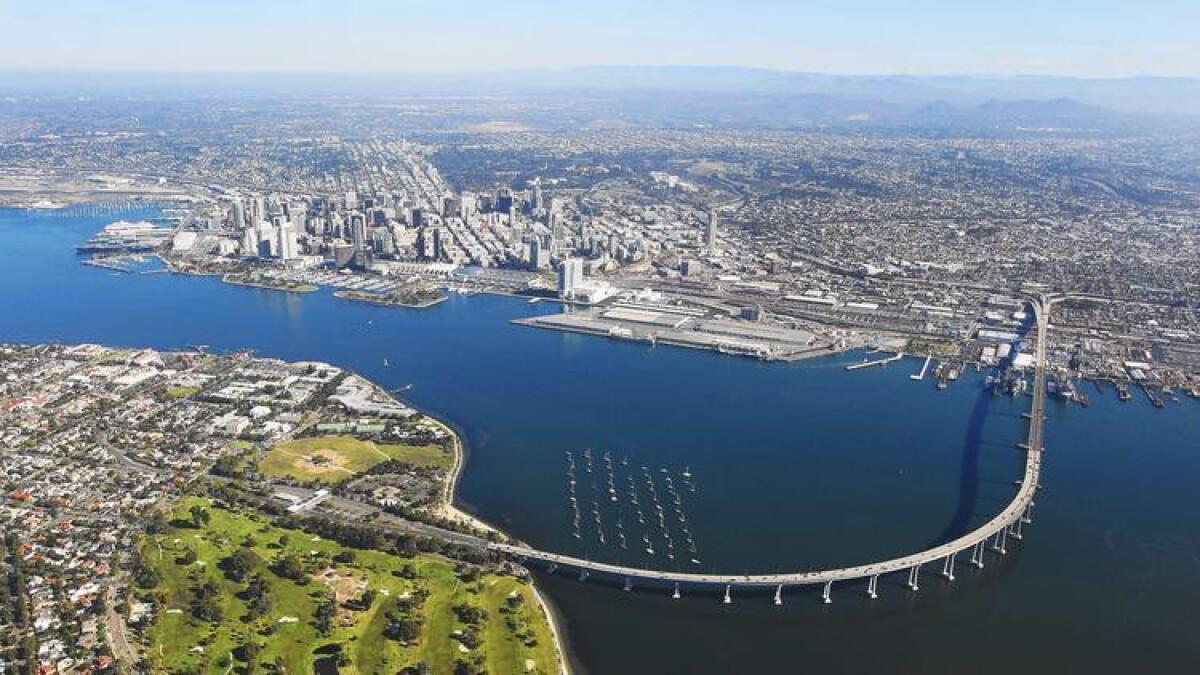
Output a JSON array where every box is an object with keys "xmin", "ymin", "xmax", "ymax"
[{"xmin": 487, "ymin": 296, "xmax": 1052, "ymax": 602}]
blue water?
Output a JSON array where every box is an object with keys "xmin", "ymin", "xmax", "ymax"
[{"xmin": 3, "ymin": 207, "xmax": 1198, "ymax": 673}]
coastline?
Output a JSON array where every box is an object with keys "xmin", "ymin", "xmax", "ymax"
[
  {"xmin": 382, "ymin": 386, "xmax": 572, "ymax": 674},
  {"xmin": 333, "ymin": 288, "xmax": 448, "ymax": 309},
  {"xmin": 221, "ymin": 272, "xmax": 318, "ymax": 293}
]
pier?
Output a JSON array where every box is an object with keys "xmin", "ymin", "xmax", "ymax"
[
  {"xmin": 910, "ymin": 354, "xmax": 932, "ymax": 381},
  {"xmin": 846, "ymin": 352, "xmax": 904, "ymax": 371}
]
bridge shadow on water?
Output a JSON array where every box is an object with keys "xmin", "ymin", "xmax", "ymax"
[
  {"xmin": 928, "ymin": 387, "xmax": 994, "ymax": 547},
  {"xmin": 929, "ymin": 310, "xmax": 1035, "ymax": 549}
]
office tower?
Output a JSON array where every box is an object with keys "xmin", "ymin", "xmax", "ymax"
[
  {"xmin": 350, "ymin": 212, "xmax": 368, "ymax": 252},
  {"xmin": 230, "ymin": 199, "xmax": 245, "ymax": 230},
  {"xmin": 529, "ymin": 237, "xmax": 550, "ymax": 269},
  {"xmin": 531, "ymin": 184, "xmax": 543, "ymax": 212},
  {"xmin": 496, "ymin": 188, "xmax": 514, "ymax": 215},
  {"xmin": 706, "ymin": 210, "xmax": 719, "ymax": 253},
  {"xmin": 251, "ymin": 196, "xmax": 265, "ymax": 226},
  {"xmin": 241, "ymin": 225, "xmax": 257, "ymax": 256},
  {"xmin": 277, "ymin": 222, "xmax": 297, "ymax": 261}
]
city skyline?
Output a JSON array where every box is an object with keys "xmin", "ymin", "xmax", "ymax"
[{"xmin": 1, "ymin": 0, "xmax": 1198, "ymax": 78}]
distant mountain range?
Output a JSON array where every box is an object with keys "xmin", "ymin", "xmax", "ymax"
[
  {"xmin": 1, "ymin": 66, "xmax": 1196, "ymax": 131},
  {"xmin": 489, "ymin": 66, "xmax": 1200, "ymax": 117}
]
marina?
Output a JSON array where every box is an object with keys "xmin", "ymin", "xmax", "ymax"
[{"xmin": 564, "ymin": 451, "xmax": 702, "ymax": 567}]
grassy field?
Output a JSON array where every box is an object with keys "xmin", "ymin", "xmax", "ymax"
[
  {"xmin": 138, "ymin": 496, "xmax": 559, "ymax": 674},
  {"xmin": 164, "ymin": 386, "xmax": 200, "ymax": 399},
  {"xmin": 258, "ymin": 435, "xmax": 452, "ymax": 483}
]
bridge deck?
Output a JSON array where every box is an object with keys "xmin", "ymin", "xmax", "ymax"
[{"xmin": 492, "ymin": 298, "xmax": 1050, "ymax": 590}]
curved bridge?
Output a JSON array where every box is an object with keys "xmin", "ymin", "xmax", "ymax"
[{"xmin": 491, "ymin": 297, "xmax": 1051, "ymax": 602}]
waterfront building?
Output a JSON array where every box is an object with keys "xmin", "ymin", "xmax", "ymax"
[{"xmin": 559, "ymin": 258, "xmax": 584, "ymax": 299}]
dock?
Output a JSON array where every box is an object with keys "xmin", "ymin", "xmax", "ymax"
[
  {"xmin": 910, "ymin": 354, "xmax": 932, "ymax": 381},
  {"xmin": 846, "ymin": 352, "xmax": 904, "ymax": 371}
]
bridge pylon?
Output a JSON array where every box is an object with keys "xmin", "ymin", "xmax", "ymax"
[
  {"xmin": 970, "ymin": 541, "xmax": 985, "ymax": 568},
  {"xmin": 942, "ymin": 553, "xmax": 957, "ymax": 581}
]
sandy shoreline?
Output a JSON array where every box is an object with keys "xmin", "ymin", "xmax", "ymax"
[{"xmin": 420, "ymin": 408, "xmax": 571, "ymax": 673}]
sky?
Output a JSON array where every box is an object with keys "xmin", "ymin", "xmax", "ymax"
[{"xmin": 0, "ymin": 0, "xmax": 1196, "ymax": 78}]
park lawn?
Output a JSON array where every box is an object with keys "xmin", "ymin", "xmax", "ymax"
[
  {"xmin": 259, "ymin": 435, "xmax": 451, "ymax": 483},
  {"xmin": 379, "ymin": 441, "xmax": 454, "ymax": 471},
  {"xmin": 139, "ymin": 496, "xmax": 557, "ymax": 675},
  {"xmin": 164, "ymin": 386, "xmax": 200, "ymax": 399}
]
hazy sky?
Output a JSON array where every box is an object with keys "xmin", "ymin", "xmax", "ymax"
[{"xmin": 0, "ymin": 0, "xmax": 1196, "ymax": 77}]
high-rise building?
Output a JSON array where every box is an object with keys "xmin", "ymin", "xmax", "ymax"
[
  {"xmin": 349, "ymin": 213, "xmax": 368, "ymax": 252},
  {"xmin": 241, "ymin": 225, "xmax": 257, "ymax": 257},
  {"xmin": 496, "ymin": 188, "xmax": 514, "ymax": 215},
  {"xmin": 706, "ymin": 210, "xmax": 719, "ymax": 253},
  {"xmin": 529, "ymin": 237, "xmax": 550, "ymax": 269},
  {"xmin": 277, "ymin": 222, "xmax": 297, "ymax": 261},
  {"xmin": 251, "ymin": 196, "xmax": 266, "ymax": 226},
  {"xmin": 530, "ymin": 184, "xmax": 543, "ymax": 212},
  {"xmin": 558, "ymin": 258, "xmax": 584, "ymax": 299},
  {"xmin": 230, "ymin": 199, "xmax": 245, "ymax": 230}
]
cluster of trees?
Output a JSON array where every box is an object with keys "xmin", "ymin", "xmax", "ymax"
[
  {"xmin": 209, "ymin": 452, "xmax": 246, "ymax": 478},
  {"xmin": 500, "ymin": 592, "xmax": 539, "ymax": 647},
  {"xmin": 199, "ymin": 481, "xmax": 495, "ymax": 582},
  {"xmin": 270, "ymin": 554, "xmax": 307, "ymax": 582},
  {"xmin": 313, "ymin": 592, "xmax": 337, "ymax": 637},
  {"xmin": 2, "ymin": 533, "xmax": 29, "ymax": 627},
  {"xmin": 189, "ymin": 505, "xmax": 211, "ymax": 528},
  {"xmin": 242, "ymin": 575, "xmax": 274, "ymax": 619},
  {"xmin": 131, "ymin": 547, "xmax": 162, "ymax": 589},
  {"xmin": 2, "ymin": 534, "xmax": 39, "ymax": 675},
  {"xmin": 190, "ymin": 580, "xmax": 223, "ymax": 623},
  {"xmin": 384, "ymin": 587, "xmax": 430, "ymax": 645},
  {"xmin": 452, "ymin": 602, "xmax": 488, "ymax": 650},
  {"xmin": 220, "ymin": 548, "xmax": 259, "ymax": 583}
]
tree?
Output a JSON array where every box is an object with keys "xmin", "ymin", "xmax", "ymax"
[
  {"xmin": 189, "ymin": 506, "xmax": 211, "ymax": 528},
  {"xmin": 313, "ymin": 595, "xmax": 336, "ymax": 636},
  {"xmin": 271, "ymin": 555, "xmax": 306, "ymax": 581},
  {"xmin": 452, "ymin": 603, "xmax": 488, "ymax": 627},
  {"xmin": 146, "ymin": 510, "xmax": 170, "ymax": 534},
  {"xmin": 221, "ymin": 548, "xmax": 257, "ymax": 582},
  {"xmin": 178, "ymin": 548, "xmax": 198, "ymax": 565},
  {"xmin": 384, "ymin": 612, "xmax": 423, "ymax": 644}
]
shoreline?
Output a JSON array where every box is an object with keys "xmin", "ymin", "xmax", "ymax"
[
  {"xmin": 221, "ymin": 273, "xmax": 318, "ymax": 293},
  {"xmin": 333, "ymin": 288, "xmax": 447, "ymax": 309},
  {"xmin": 512, "ymin": 314, "xmax": 862, "ymax": 363},
  {"xmin": 373, "ymin": 383, "xmax": 572, "ymax": 673}
]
